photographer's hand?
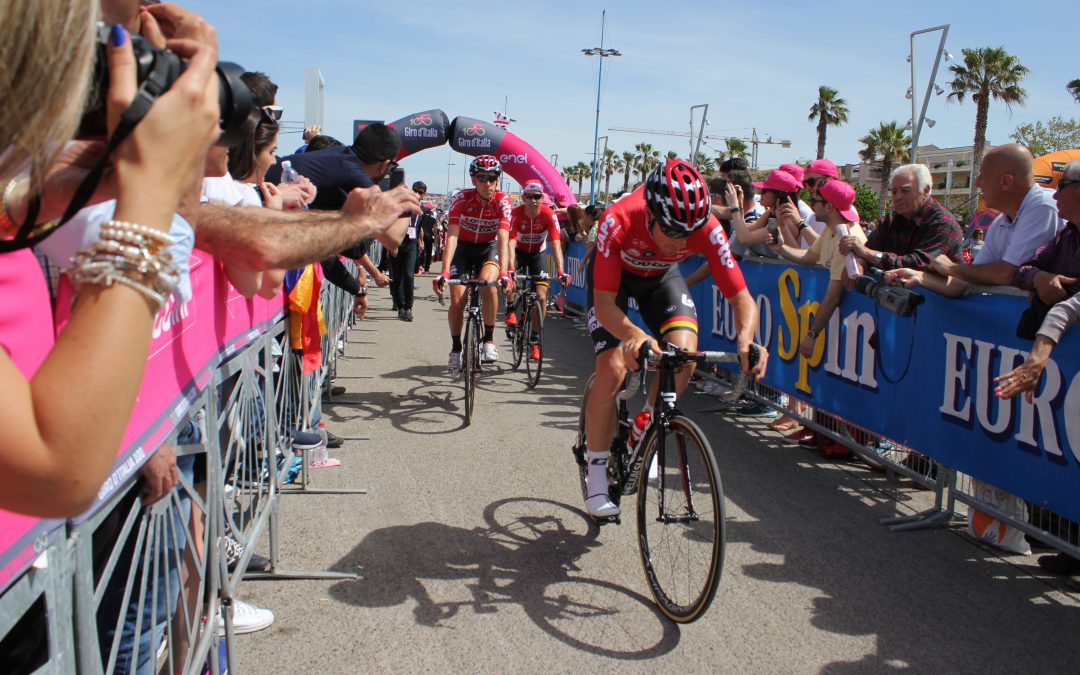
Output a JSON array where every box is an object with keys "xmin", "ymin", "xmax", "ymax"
[
  {"xmin": 884, "ymin": 268, "xmax": 923, "ymax": 289},
  {"xmin": 142, "ymin": 4, "xmax": 219, "ymax": 48}
]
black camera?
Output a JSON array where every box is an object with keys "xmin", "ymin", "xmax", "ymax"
[
  {"xmin": 853, "ymin": 268, "xmax": 924, "ymax": 317},
  {"xmin": 77, "ymin": 24, "xmax": 253, "ymax": 147}
]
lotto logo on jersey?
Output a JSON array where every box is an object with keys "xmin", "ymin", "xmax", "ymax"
[{"xmin": 708, "ymin": 227, "xmax": 735, "ymax": 268}]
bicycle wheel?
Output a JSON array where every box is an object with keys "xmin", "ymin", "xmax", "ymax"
[
  {"xmin": 509, "ymin": 298, "xmax": 524, "ymax": 370},
  {"xmin": 462, "ymin": 315, "xmax": 479, "ymax": 426},
  {"xmin": 574, "ymin": 373, "xmax": 596, "ymax": 504},
  {"xmin": 636, "ymin": 415, "xmax": 725, "ymax": 623},
  {"xmin": 524, "ymin": 300, "xmax": 543, "ymax": 389}
]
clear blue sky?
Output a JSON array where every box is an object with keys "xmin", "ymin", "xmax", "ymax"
[{"xmin": 182, "ymin": 0, "xmax": 1079, "ymax": 196}]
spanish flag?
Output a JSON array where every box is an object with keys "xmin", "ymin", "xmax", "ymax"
[{"xmin": 283, "ymin": 264, "xmax": 327, "ymax": 374}]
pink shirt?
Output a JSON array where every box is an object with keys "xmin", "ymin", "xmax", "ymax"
[{"xmin": 0, "ymin": 249, "xmax": 54, "ymax": 378}]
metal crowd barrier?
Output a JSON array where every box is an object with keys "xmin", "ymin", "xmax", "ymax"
[{"xmin": 0, "ymin": 262, "xmax": 364, "ymax": 674}]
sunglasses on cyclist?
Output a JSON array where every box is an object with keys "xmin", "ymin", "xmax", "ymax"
[
  {"xmin": 475, "ymin": 174, "xmax": 499, "ymax": 183},
  {"xmin": 523, "ymin": 193, "xmax": 543, "ymax": 200}
]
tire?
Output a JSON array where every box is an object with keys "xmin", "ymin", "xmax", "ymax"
[
  {"xmin": 636, "ymin": 415, "xmax": 725, "ymax": 623},
  {"xmin": 574, "ymin": 373, "xmax": 596, "ymax": 504},
  {"xmin": 509, "ymin": 298, "xmax": 524, "ymax": 371},
  {"xmin": 463, "ymin": 316, "xmax": 478, "ymax": 426},
  {"xmin": 524, "ymin": 300, "xmax": 543, "ymax": 389}
]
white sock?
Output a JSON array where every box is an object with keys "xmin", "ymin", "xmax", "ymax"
[{"xmin": 586, "ymin": 451, "xmax": 610, "ymax": 496}]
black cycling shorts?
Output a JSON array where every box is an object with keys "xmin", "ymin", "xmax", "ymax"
[
  {"xmin": 513, "ymin": 249, "xmax": 549, "ymax": 287},
  {"xmin": 449, "ymin": 240, "xmax": 500, "ymax": 279},
  {"xmin": 586, "ymin": 254, "xmax": 698, "ymax": 355}
]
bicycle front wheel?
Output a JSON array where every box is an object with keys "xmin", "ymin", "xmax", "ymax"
[
  {"xmin": 524, "ymin": 300, "xmax": 543, "ymax": 389},
  {"xmin": 463, "ymin": 316, "xmax": 479, "ymax": 426},
  {"xmin": 509, "ymin": 298, "xmax": 524, "ymax": 371},
  {"xmin": 574, "ymin": 373, "xmax": 596, "ymax": 503},
  {"xmin": 636, "ymin": 415, "xmax": 725, "ymax": 623}
]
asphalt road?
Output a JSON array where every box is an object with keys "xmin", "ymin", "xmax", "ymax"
[{"xmin": 235, "ymin": 281, "xmax": 1080, "ymax": 674}]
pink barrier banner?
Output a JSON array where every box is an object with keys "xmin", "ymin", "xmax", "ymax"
[{"xmin": 0, "ymin": 250, "xmax": 283, "ymax": 593}]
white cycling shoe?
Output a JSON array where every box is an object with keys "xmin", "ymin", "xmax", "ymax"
[
  {"xmin": 585, "ymin": 483, "xmax": 620, "ymax": 518},
  {"xmin": 482, "ymin": 341, "xmax": 499, "ymax": 362}
]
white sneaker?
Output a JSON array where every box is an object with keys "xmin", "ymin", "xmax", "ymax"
[
  {"xmin": 482, "ymin": 341, "xmax": 499, "ymax": 362},
  {"xmin": 219, "ymin": 598, "xmax": 274, "ymax": 635},
  {"xmin": 585, "ymin": 490, "xmax": 620, "ymax": 518},
  {"xmin": 447, "ymin": 351, "xmax": 462, "ymax": 376}
]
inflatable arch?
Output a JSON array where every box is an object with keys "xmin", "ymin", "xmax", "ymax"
[{"xmin": 384, "ymin": 109, "xmax": 576, "ymax": 207}]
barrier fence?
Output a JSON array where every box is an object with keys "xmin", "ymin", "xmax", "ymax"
[
  {"xmin": 549, "ymin": 241, "xmax": 1080, "ymax": 557},
  {"xmin": 0, "ymin": 254, "xmax": 358, "ymax": 674}
]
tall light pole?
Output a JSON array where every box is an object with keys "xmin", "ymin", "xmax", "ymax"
[
  {"xmin": 445, "ymin": 151, "xmax": 456, "ymax": 199},
  {"xmin": 908, "ymin": 24, "xmax": 951, "ymax": 163},
  {"xmin": 583, "ymin": 10, "xmax": 620, "ymax": 206},
  {"xmin": 689, "ymin": 104, "xmax": 709, "ymax": 164},
  {"xmin": 594, "ymin": 135, "xmax": 609, "ymax": 198}
]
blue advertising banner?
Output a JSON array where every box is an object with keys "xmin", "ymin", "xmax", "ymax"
[{"xmin": 551, "ymin": 242, "xmax": 1080, "ymax": 523}]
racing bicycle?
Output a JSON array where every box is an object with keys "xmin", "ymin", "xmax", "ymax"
[
  {"xmin": 506, "ymin": 271, "xmax": 547, "ymax": 388},
  {"xmin": 572, "ymin": 340, "xmax": 758, "ymax": 622},
  {"xmin": 447, "ymin": 276, "xmax": 501, "ymax": 426}
]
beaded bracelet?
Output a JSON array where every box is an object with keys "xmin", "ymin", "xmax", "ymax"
[{"xmin": 69, "ymin": 219, "xmax": 178, "ymax": 311}]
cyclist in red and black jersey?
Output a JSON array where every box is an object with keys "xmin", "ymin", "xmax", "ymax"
[
  {"xmin": 434, "ymin": 155, "xmax": 513, "ymax": 374},
  {"xmin": 506, "ymin": 181, "xmax": 570, "ymax": 360},
  {"xmin": 583, "ymin": 158, "xmax": 768, "ymax": 517}
]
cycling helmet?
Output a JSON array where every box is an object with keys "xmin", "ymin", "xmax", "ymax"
[
  {"xmin": 643, "ymin": 158, "xmax": 711, "ymax": 238},
  {"xmin": 469, "ymin": 155, "xmax": 502, "ymax": 176}
]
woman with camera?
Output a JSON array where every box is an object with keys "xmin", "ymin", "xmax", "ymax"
[{"xmin": 0, "ymin": 1, "xmax": 221, "ymax": 517}]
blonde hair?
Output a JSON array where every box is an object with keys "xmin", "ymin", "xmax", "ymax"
[{"xmin": 0, "ymin": 1, "xmax": 98, "ymax": 190}]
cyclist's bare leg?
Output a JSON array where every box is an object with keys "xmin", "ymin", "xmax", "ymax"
[
  {"xmin": 535, "ymin": 284, "xmax": 548, "ymax": 320},
  {"xmin": 584, "ymin": 348, "xmax": 625, "ymax": 517},
  {"xmin": 479, "ymin": 261, "xmax": 500, "ymax": 329},
  {"xmin": 447, "ymin": 284, "xmax": 466, "ymax": 337},
  {"xmin": 643, "ymin": 329, "xmax": 698, "ymax": 404}
]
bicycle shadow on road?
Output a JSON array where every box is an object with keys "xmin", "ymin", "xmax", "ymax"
[{"xmin": 326, "ymin": 498, "xmax": 681, "ymax": 660}]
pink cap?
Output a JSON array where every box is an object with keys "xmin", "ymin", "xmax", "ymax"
[
  {"xmin": 818, "ymin": 180, "xmax": 859, "ymax": 223},
  {"xmin": 521, "ymin": 180, "xmax": 544, "ymax": 196},
  {"xmin": 806, "ymin": 159, "xmax": 839, "ymax": 179},
  {"xmin": 753, "ymin": 170, "xmax": 802, "ymax": 193},
  {"xmin": 778, "ymin": 163, "xmax": 805, "ymax": 183}
]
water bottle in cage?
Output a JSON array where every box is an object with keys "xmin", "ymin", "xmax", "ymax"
[{"xmin": 627, "ymin": 409, "xmax": 651, "ymax": 452}]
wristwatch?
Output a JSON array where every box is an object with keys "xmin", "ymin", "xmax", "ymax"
[
  {"xmin": 797, "ymin": 220, "xmax": 808, "ymax": 232},
  {"xmin": 873, "ymin": 252, "xmax": 884, "ymax": 265},
  {"xmin": 806, "ymin": 328, "xmax": 818, "ymax": 339},
  {"xmin": 730, "ymin": 206, "xmax": 742, "ymax": 213}
]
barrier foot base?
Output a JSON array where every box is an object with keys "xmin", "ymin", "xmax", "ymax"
[
  {"xmin": 696, "ymin": 404, "xmax": 739, "ymax": 414},
  {"xmin": 881, "ymin": 508, "xmax": 955, "ymax": 532},
  {"xmin": 340, "ymin": 355, "xmax": 376, "ymax": 360},
  {"xmin": 281, "ymin": 486, "xmax": 368, "ymax": 495},
  {"xmin": 330, "ymin": 375, "xmax": 375, "ymax": 380},
  {"xmin": 243, "ymin": 569, "xmax": 359, "ymax": 581}
]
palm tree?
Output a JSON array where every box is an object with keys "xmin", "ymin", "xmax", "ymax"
[
  {"xmin": 573, "ymin": 161, "xmax": 592, "ymax": 197},
  {"xmin": 947, "ymin": 46, "xmax": 1029, "ymax": 206},
  {"xmin": 602, "ymin": 148, "xmax": 618, "ymax": 199},
  {"xmin": 859, "ymin": 121, "xmax": 911, "ymax": 219},
  {"xmin": 634, "ymin": 142, "xmax": 660, "ymax": 182},
  {"xmin": 1068, "ymin": 78, "xmax": 1080, "ymax": 104},
  {"xmin": 807, "ymin": 85, "xmax": 850, "ymax": 160},
  {"xmin": 620, "ymin": 151, "xmax": 636, "ymax": 192},
  {"xmin": 666, "ymin": 150, "xmax": 679, "ymax": 160},
  {"xmin": 692, "ymin": 151, "xmax": 716, "ymax": 175},
  {"xmin": 724, "ymin": 137, "xmax": 749, "ymax": 160},
  {"xmin": 563, "ymin": 166, "xmax": 579, "ymax": 198}
]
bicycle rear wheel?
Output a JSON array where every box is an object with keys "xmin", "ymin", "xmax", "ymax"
[
  {"xmin": 509, "ymin": 297, "xmax": 524, "ymax": 370},
  {"xmin": 463, "ymin": 316, "xmax": 479, "ymax": 426},
  {"xmin": 524, "ymin": 301, "xmax": 543, "ymax": 388},
  {"xmin": 636, "ymin": 415, "xmax": 725, "ymax": 623},
  {"xmin": 574, "ymin": 373, "xmax": 596, "ymax": 503}
]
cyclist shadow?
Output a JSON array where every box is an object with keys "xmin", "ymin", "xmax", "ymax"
[
  {"xmin": 327, "ymin": 497, "xmax": 681, "ymax": 659},
  {"xmin": 324, "ymin": 364, "xmax": 469, "ymax": 434}
]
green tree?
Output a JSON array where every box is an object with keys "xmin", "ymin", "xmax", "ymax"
[
  {"xmin": 851, "ymin": 183, "xmax": 879, "ymax": 224},
  {"xmin": 572, "ymin": 161, "xmax": 592, "ymax": 197},
  {"xmin": 947, "ymin": 46, "xmax": 1029, "ymax": 206},
  {"xmin": 602, "ymin": 148, "xmax": 618, "ymax": 199},
  {"xmin": 1068, "ymin": 79, "xmax": 1080, "ymax": 104},
  {"xmin": 634, "ymin": 142, "xmax": 660, "ymax": 182},
  {"xmin": 563, "ymin": 165, "xmax": 579, "ymax": 197},
  {"xmin": 666, "ymin": 150, "xmax": 679, "ymax": 160},
  {"xmin": 808, "ymin": 85, "xmax": 850, "ymax": 160},
  {"xmin": 620, "ymin": 150, "xmax": 636, "ymax": 191},
  {"xmin": 1010, "ymin": 116, "xmax": 1080, "ymax": 157},
  {"xmin": 692, "ymin": 152, "xmax": 716, "ymax": 175},
  {"xmin": 724, "ymin": 137, "xmax": 749, "ymax": 160},
  {"xmin": 859, "ymin": 121, "xmax": 911, "ymax": 219}
]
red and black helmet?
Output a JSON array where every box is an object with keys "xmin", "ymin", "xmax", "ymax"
[
  {"xmin": 469, "ymin": 155, "xmax": 502, "ymax": 176},
  {"xmin": 644, "ymin": 158, "xmax": 711, "ymax": 238}
]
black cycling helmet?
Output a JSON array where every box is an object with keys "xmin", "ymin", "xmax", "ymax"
[
  {"xmin": 643, "ymin": 158, "xmax": 711, "ymax": 238},
  {"xmin": 469, "ymin": 155, "xmax": 502, "ymax": 176}
]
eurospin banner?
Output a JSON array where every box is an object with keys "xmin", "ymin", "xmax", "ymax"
[{"xmin": 551, "ymin": 242, "xmax": 1080, "ymax": 523}]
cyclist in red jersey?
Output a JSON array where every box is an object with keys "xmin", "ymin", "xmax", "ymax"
[
  {"xmin": 583, "ymin": 159, "xmax": 768, "ymax": 517},
  {"xmin": 506, "ymin": 181, "xmax": 571, "ymax": 359},
  {"xmin": 434, "ymin": 155, "xmax": 513, "ymax": 374}
]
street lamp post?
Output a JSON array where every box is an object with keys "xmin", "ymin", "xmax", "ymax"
[
  {"xmin": 594, "ymin": 135, "xmax": 609, "ymax": 199},
  {"xmin": 908, "ymin": 24, "xmax": 951, "ymax": 163},
  {"xmin": 582, "ymin": 10, "xmax": 620, "ymax": 206},
  {"xmin": 689, "ymin": 104, "xmax": 708, "ymax": 164},
  {"xmin": 445, "ymin": 151, "xmax": 456, "ymax": 200}
]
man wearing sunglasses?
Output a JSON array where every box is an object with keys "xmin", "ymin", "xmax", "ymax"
[
  {"xmin": 435, "ymin": 155, "xmax": 513, "ymax": 373},
  {"xmin": 505, "ymin": 181, "xmax": 571, "ymax": 360}
]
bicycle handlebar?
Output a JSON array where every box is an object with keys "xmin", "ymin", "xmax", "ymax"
[
  {"xmin": 446, "ymin": 279, "xmax": 502, "ymax": 287},
  {"xmin": 616, "ymin": 342, "xmax": 760, "ymax": 403}
]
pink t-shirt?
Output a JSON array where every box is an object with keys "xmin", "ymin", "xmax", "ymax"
[{"xmin": 0, "ymin": 249, "xmax": 54, "ymax": 378}]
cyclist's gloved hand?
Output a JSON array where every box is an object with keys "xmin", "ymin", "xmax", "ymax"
[
  {"xmin": 434, "ymin": 273, "xmax": 448, "ymax": 294},
  {"xmin": 499, "ymin": 275, "xmax": 513, "ymax": 291},
  {"xmin": 507, "ymin": 268, "xmax": 516, "ymax": 282},
  {"xmin": 558, "ymin": 272, "xmax": 572, "ymax": 286}
]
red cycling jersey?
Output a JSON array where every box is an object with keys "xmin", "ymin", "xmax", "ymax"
[
  {"xmin": 509, "ymin": 204, "xmax": 560, "ymax": 254},
  {"xmin": 592, "ymin": 187, "xmax": 746, "ymax": 298},
  {"xmin": 447, "ymin": 188, "xmax": 513, "ymax": 244}
]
